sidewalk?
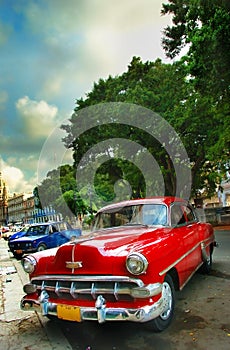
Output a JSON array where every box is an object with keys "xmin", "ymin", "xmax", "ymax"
[
  {"xmin": 0, "ymin": 238, "xmax": 72, "ymax": 350},
  {"xmin": 213, "ymin": 225, "xmax": 230, "ymax": 230}
]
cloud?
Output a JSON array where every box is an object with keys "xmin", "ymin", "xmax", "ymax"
[
  {"xmin": 0, "ymin": 157, "xmax": 35, "ymax": 193},
  {"xmin": 37, "ymin": 134, "xmax": 73, "ymax": 183},
  {"xmin": 6, "ymin": 155, "xmax": 39, "ymax": 177},
  {"xmin": 23, "ymin": 0, "xmax": 166, "ymax": 34},
  {"xmin": 14, "ymin": 0, "xmax": 170, "ymax": 101},
  {"xmin": 16, "ymin": 96, "xmax": 58, "ymax": 138},
  {"xmin": 1, "ymin": 94, "xmax": 72, "ymax": 193},
  {"xmin": 0, "ymin": 0, "xmax": 172, "ymax": 195}
]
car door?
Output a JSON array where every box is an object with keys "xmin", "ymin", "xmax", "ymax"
[
  {"xmin": 48, "ymin": 223, "xmax": 62, "ymax": 248},
  {"xmin": 58, "ymin": 222, "xmax": 78, "ymax": 243},
  {"xmin": 56, "ymin": 222, "xmax": 69, "ymax": 245},
  {"xmin": 170, "ymin": 203, "xmax": 200, "ymax": 286}
]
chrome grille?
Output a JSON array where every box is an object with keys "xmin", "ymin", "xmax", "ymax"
[{"xmin": 31, "ymin": 275, "xmax": 143, "ymax": 302}]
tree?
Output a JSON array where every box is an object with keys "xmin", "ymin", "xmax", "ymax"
[
  {"xmin": 35, "ymin": 164, "xmax": 89, "ymax": 219},
  {"xmin": 62, "ymin": 57, "xmax": 224, "ymax": 200},
  {"xmin": 161, "ymin": 0, "xmax": 230, "ymax": 186},
  {"xmin": 161, "ymin": 0, "xmax": 230, "ymax": 98},
  {"xmin": 62, "ymin": 58, "xmax": 191, "ymax": 199}
]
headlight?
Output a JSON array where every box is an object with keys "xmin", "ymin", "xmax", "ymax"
[
  {"xmin": 126, "ymin": 252, "xmax": 148, "ymax": 275},
  {"xmin": 23, "ymin": 283, "xmax": 37, "ymax": 294},
  {"xmin": 21, "ymin": 256, "xmax": 37, "ymax": 273}
]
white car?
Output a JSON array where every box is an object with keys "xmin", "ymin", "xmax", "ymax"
[
  {"xmin": 2, "ymin": 225, "xmax": 23, "ymax": 241},
  {"xmin": 1, "ymin": 226, "xmax": 10, "ymax": 239}
]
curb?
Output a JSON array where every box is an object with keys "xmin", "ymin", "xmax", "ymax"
[{"xmin": 213, "ymin": 225, "xmax": 230, "ymax": 231}]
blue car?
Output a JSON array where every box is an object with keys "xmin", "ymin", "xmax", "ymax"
[{"xmin": 8, "ymin": 221, "xmax": 81, "ymax": 259}]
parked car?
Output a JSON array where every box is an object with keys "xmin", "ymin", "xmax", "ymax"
[
  {"xmin": 8, "ymin": 221, "xmax": 81, "ymax": 260},
  {"xmin": 2, "ymin": 227, "xmax": 13, "ymax": 241},
  {"xmin": 2, "ymin": 224, "xmax": 28, "ymax": 241},
  {"xmin": 0, "ymin": 226, "xmax": 10, "ymax": 239},
  {"xmin": 7, "ymin": 224, "xmax": 31, "ymax": 242},
  {"xmin": 20, "ymin": 197, "xmax": 216, "ymax": 332},
  {"xmin": 10, "ymin": 222, "xmax": 23, "ymax": 232}
]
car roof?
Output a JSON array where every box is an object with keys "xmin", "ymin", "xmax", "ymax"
[
  {"xmin": 29, "ymin": 223, "xmax": 49, "ymax": 227},
  {"xmin": 29, "ymin": 221, "xmax": 63, "ymax": 227},
  {"xmin": 97, "ymin": 196, "xmax": 188, "ymax": 213}
]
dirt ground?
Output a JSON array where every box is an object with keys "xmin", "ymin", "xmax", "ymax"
[
  {"xmin": 0, "ymin": 228, "xmax": 229, "ymax": 350},
  {"xmin": 57, "ymin": 270, "xmax": 230, "ymax": 350}
]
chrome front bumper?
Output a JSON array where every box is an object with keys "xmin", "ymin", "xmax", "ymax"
[{"xmin": 21, "ymin": 290, "xmax": 166, "ymax": 323}]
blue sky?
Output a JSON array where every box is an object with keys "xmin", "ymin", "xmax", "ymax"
[{"xmin": 0, "ymin": 0, "xmax": 171, "ymax": 194}]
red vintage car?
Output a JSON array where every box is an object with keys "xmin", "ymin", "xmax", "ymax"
[{"xmin": 21, "ymin": 197, "xmax": 216, "ymax": 332}]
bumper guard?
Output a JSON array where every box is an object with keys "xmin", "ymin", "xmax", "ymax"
[{"xmin": 21, "ymin": 287, "xmax": 166, "ymax": 323}]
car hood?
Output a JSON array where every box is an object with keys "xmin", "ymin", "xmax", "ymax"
[
  {"xmin": 9, "ymin": 233, "xmax": 25, "ymax": 240},
  {"xmin": 10, "ymin": 235, "xmax": 45, "ymax": 243},
  {"xmin": 31, "ymin": 225, "xmax": 171, "ymax": 276}
]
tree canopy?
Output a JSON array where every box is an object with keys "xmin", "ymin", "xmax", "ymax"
[
  {"xmin": 62, "ymin": 56, "xmax": 227, "ymax": 201},
  {"xmin": 161, "ymin": 0, "xmax": 230, "ymax": 184},
  {"xmin": 161, "ymin": 0, "xmax": 230, "ymax": 98},
  {"xmin": 36, "ymin": 0, "xmax": 230, "ymax": 218},
  {"xmin": 35, "ymin": 164, "xmax": 89, "ymax": 221}
]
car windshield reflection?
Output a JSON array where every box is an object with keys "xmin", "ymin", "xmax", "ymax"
[{"xmin": 93, "ymin": 204, "xmax": 167, "ymax": 230}]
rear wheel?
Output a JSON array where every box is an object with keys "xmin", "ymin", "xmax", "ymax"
[
  {"xmin": 150, "ymin": 274, "xmax": 175, "ymax": 332},
  {"xmin": 200, "ymin": 246, "xmax": 212, "ymax": 274}
]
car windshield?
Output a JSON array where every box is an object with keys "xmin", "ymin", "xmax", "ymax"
[
  {"xmin": 93, "ymin": 204, "xmax": 167, "ymax": 230},
  {"xmin": 26, "ymin": 225, "xmax": 49, "ymax": 236},
  {"xmin": 20, "ymin": 226, "xmax": 30, "ymax": 233}
]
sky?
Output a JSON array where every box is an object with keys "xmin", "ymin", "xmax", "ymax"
[{"xmin": 0, "ymin": 0, "xmax": 172, "ymax": 195}]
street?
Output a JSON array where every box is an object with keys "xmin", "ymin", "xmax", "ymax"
[
  {"xmin": 0, "ymin": 228, "xmax": 229, "ymax": 350},
  {"xmin": 57, "ymin": 229, "xmax": 230, "ymax": 350}
]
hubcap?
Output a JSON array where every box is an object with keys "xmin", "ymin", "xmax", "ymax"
[
  {"xmin": 160, "ymin": 281, "xmax": 172, "ymax": 320},
  {"xmin": 38, "ymin": 246, "xmax": 45, "ymax": 251}
]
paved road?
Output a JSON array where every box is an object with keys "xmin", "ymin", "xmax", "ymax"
[
  {"xmin": 58, "ymin": 228, "xmax": 230, "ymax": 350},
  {"xmin": 0, "ymin": 229, "xmax": 229, "ymax": 350}
]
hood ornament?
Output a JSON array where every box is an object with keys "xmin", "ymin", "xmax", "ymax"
[{"xmin": 66, "ymin": 261, "xmax": 83, "ymax": 269}]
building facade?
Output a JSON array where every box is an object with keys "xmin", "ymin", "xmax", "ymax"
[
  {"xmin": 0, "ymin": 172, "xmax": 62, "ymax": 225},
  {"xmin": 7, "ymin": 192, "xmax": 35, "ymax": 224}
]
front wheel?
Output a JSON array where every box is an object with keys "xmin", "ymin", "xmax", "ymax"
[
  {"xmin": 149, "ymin": 274, "xmax": 175, "ymax": 332},
  {"xmin": 37, "ymin": 244, "xmax": 47, "ymax": 252},
  {"xmin": 13, "ymin": 252, "xmax": 23, "ymax": 260}
]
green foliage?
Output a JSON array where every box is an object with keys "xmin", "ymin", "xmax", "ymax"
[
  {"xmin": 62, "ymin": 58, "xmax": 188, "ymax": 199},
  {"xmin": 36, "ymin": 164, "xmax": 89, "ymax": 219},
  {"xmin": 62, "ymin": 52, "xmax": 229, "ymax": 200},
  {"xmin": 161, "ymin": 0, "xmax": 230, "ymax": 98},
  {"xmin": 161, "ymin": 0, "xmax": 230, "ymax": 195},
  {"xmin": 38, "ymin": 3, "xmax": 230, "ymax": 206}
]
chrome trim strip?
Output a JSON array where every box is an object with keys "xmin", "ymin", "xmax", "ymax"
[
  {"xmin": 71, "ymin": 244, "xmax": 74, "ymax": 273},
  {"xmin": 31, "ymin": 275, "xmax": 144, "ymax": 286},
  {"xmin": 159, "ymin": 240, "xmax": 206, "ymax": 276},
  {"xmin": 179, "ymin": 262, "xmax": 203, "ymax": 290}
]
